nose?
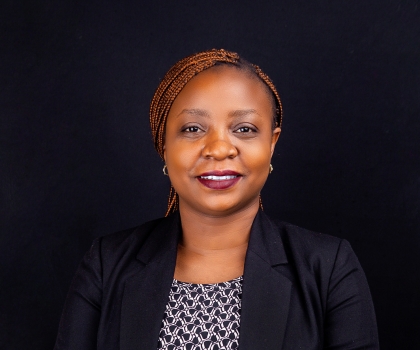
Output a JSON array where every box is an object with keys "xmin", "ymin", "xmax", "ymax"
[{"xmin": 201, "ymin": 133, "xmax": 238, "ymax": 160}]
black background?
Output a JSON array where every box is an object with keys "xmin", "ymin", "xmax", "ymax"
[{"xmin": 1, "ymin": 1, "xmax": 419, "ymax": 349}]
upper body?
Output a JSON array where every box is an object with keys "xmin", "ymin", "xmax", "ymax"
[
  {"xmin": 54, "ymin": 210, "xmax": 378, "ymax": 349},
  {"xmin": 55, "ymin": 49, "xmax": 379, "ymax": 349}
]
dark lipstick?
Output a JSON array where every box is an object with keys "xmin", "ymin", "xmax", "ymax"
[{"xmin": 197, "ymin": 170, "xmax": 241, "ymax": 190}]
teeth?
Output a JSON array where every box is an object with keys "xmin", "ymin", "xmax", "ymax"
[{"xmin": 200, "ymin": 175, "xmax": 238, "ymax": 180}]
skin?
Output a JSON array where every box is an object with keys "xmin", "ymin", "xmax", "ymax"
[{"xmin": 163, "ymin": 65, "xmax": 281, "ymax": 283}]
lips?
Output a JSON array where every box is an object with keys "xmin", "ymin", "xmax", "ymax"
[{"xmin": 197, "ymin": 170, "xmax": 242, "ymax": 190}]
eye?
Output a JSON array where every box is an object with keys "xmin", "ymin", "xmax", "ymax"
[
  {"xmin": 235, "ymin": 126, "xmax": 257, "ymax": 133},
  {"xmin": 182, "ymin": 126, "xmax": 201, "ymax": 133},
  {"xmin": 237, "ymin": 127, "xmax": 251, "ymax": 133}
]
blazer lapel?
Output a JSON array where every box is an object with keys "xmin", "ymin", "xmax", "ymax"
[
  {"xmin": 120, "ymin": 213, "xmax": 181, "ymax": 350},
  {"xmin": 239, "ymin": 211, "xmax": 292, "ymax": 350},
  {"xmin": 119, "ymin": 211, "xmax": 291, "ymax": 349}
]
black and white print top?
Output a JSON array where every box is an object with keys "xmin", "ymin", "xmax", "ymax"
[{"xmin": 157, "ymin": 276, "xmax": 243, "ymax": 350}]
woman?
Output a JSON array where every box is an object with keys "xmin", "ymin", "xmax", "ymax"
[{"xmin": 54, "ymin": 49, "xmax": 379, "ymax": 349}]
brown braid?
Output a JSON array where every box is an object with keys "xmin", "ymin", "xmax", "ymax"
[{"xmin": 149, "ymin": 49, "xmax": 283, "ymax": 216}]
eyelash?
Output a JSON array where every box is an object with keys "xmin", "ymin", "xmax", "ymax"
[
  {"xmin": 182, "ymin": 126, "xmax": 202, "ymax": 133},
  {"xmin": 235, "ymin": 126, "xmax": 256, "ymax": 133},
  {"xmin": 180, "ymin": 125, "xmax": 257, "ymax": 134}
]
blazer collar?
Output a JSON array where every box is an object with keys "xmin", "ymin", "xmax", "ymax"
[
  {"xmin": 121, "ymin": 210, "xmax": 291, "ymax": 350},
  {"xmin": 135, "ymin": 211, "xmax": 182, "ymax": 265},
  {"xmin": 239, "ymin": 210, "xmax": 292, "ymax": 350},
  {"xmin": 121, "ymin": 213, "xmax": 181, "ymax": 350},
  {"xmin": 247, "ymin": 209, "xmax": 288, "ymax": 266}
]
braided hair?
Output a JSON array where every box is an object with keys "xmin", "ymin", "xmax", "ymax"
[{"xmin": 149, "ymin": 49, "xmax": 283, "ymax": 216}]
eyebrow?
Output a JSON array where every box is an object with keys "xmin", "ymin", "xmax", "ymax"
[
  {"xmin": 176, "ymin": 108, "xmax": 259, "ymax": 118},
  {"xmin": 228, "ymin": 109, "xmax": 258, "ymax": 118},
  {"xmin": 176, "ymin": 109, "xmax": 210, "ymax": 118}
]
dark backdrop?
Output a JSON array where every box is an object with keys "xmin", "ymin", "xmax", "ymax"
[{"xmin": 1, "ymin": 1, "xmax": 419, "ymax": 349}]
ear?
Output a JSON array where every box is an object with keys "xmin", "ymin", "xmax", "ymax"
[{"xmin": 270, "ymin": 127, "xmax": 281, "ymax": 157}]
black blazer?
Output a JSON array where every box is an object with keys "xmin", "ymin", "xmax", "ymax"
[{"xmin": 54, "ymin": 211, "xmax": 379, "ymax": 349}]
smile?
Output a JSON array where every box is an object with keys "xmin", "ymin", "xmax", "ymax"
[
  {"xmin": 199, "ymin": 175, "xmax": 238, "ymax": 180},
  {"xmin": 197, "ymin": 171, "xmax": 242, "ymax": 190}
]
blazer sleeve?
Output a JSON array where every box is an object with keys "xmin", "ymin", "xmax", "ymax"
[
  {"xmin": 324, "ymin": 239, "xmax": 379, "ymax": 349},
  {"xmin": 54, "ymin": 238, "xmax": 102, "ymax": 350}
]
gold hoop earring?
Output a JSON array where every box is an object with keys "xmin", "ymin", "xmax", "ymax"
[
  {"xmin": 269, "ymin": 164, "xmax": 273, "ymax": 174},
  {"xmin": 163, "ymin": 165, "xmax": 168, "ymax": 176}
]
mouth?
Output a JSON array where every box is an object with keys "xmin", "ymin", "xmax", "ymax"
[{"xmin": 197, "ymin": 170, "xmax": 242, "ymax": 190}]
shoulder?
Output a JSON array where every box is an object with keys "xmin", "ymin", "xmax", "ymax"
[
  {"xmin": 86, "ymin": 216, "xmax": 169, "ymax": 271},
  {"xmin": 268, "ymin": 215, "xmax": 344, "ymax": 255},
  {"xmin": 266, "ymin": 215, "xmax": 356, "ymax": 277},
  {"xmin": 264, "ymin": 214, "xmax": 372, "ymax": 308}
]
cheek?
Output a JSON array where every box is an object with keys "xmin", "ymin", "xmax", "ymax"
[
  {"xmin": 241, "ymin": 140, "xmax": 272, "ymax": 172},
  {"xmin": 164, "ymin": 139, "xmax": 199, "ymax": 174}
]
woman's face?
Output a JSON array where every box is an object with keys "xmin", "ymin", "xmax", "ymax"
[{"xmin": 164, "ymin": 65, "xmax": 280, "ymax": 216}]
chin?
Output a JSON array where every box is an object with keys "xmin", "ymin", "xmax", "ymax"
[{"xmin": 194, "ymin": 198, "xmax": 259, "ymax": 216}]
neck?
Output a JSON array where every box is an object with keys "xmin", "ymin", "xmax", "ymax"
[{"xmin": 178, "ymin": 201, "xmax": 259, "ymax": 251}]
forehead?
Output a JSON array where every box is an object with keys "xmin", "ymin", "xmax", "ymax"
[
  {"xmin": 189, "ymin": 64, "xmax": 267, "ymax": 91},
  {"xmin": 170, "ymin": 65, "xmax": 274, "ymax": 110}
]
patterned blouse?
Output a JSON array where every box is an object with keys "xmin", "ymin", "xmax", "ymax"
[{"xmin": 157, "ymin": 276, "xmax": 243, "ymax": 350}]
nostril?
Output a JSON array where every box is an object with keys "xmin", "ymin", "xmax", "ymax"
[{"xmin": 202, "ymin": 141, "xmax": 238, "ymax": 160}]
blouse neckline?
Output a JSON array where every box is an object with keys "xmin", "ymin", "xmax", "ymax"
[{"xmin": 172, "ymin": 275, "xmax": 243, "ymax": 288}]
